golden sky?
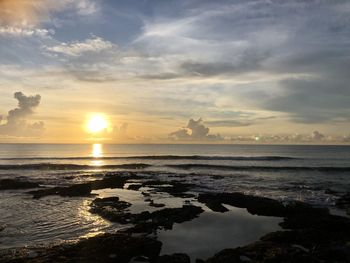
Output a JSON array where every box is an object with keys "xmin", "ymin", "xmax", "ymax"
[{"xmin": 0, "ymin": 0, "xmax": 349, "ymax": 144}]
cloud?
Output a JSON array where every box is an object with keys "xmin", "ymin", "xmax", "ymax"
[
  {"xmin": 169, "ymin": 118, "xmax": 222, "ymax": 141},
  {"xmin": 0, "ymin": 92, "xmax": 45, "ymax": 137},
  {"xmin": 205, "ymin": 120, "xmax": 252, "ymax": 127},
  {"xmin": 263, "ymin": 77, "xmax": 350, "ymax": 123},
  {"xmin": 311, "ymin": 130, "xmax": 325, "ymax": 141},
  {"xmin": 0, "ymin": 26, "xmax": 54, "ymax": 37},
  {"xmin": 205, "ymin": 116, "xmax": 276, "ymax": 127},
  {"xmin": 0, "ymin": 0, "xmax": 99, "ymax": 26},
  {"xmin": 45, "ymin": 36, "xmax": 114, "ymax": 57},
  {"xmin": 112, "ymin": 122, "xmax": 129, "ymax": 139},
  {"xmin": 229, "ymin": 131, "xmax": 342, "ymax": 144}
]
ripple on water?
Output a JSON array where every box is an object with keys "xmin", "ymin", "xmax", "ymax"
[{"xmin": 0, "ymin": 193, "xmax": 119, "ymax": 249}]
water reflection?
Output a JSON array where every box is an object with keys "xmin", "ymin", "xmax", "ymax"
[
  {"xmin": 158, "ymin": 205, "xmax": 282, "ymax": 261},
  {"xmin": 91, "ymin": 144, "xmax": 103, "ymax": 166}
]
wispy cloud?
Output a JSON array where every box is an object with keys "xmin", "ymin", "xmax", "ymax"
[
  {"xmin": 0, "ymin": 26, "xmax": 54, "ymax": 38},
  {"xmin": 45, "ymin": 36, "xmax": 114, "ymax": 57}
]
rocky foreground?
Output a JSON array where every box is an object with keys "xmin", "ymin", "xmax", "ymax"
[{"xmin": 0, "ymin": 173, "xmax": 349, "ymax": 263}]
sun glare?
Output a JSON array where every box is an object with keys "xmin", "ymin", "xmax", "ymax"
[{"xmin": 87, "ymin": 115, "xmax": 108, "ymax": 133}]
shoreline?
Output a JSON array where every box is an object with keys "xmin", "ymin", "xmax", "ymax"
[{"xmin": 1, "ymin": 173, "xmax": 350, "ymax": 262}]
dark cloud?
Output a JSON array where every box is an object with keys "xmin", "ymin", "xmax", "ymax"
[
  {"xmin": 311, "ymin": 130, "xmax": 325, "ymax": 141},
  {"xmin": 263, "ymin": 77, "xmax": 350, "ymax": 123},
  {"xmin": 180, "ymin": 50, "xmax": 269, "ymax": 77},
  {"xmin": 0, "ymin": 92, "xmax": 44, "ymax": 137},
  {"xmin": 205, "ymin": 120, "xmax": 251, "ymax": 127},
  {"xmin": 206, "ymin": 116, "xmax": 276, "ymax": 127},
  {"xmin": 169, "ymin": 118, "xmax": 223, "ymax": 141}
]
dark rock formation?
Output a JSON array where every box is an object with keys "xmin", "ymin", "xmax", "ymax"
[
  {"xmin": 336, "ymin": 192, "xmax": 350, "ymax": 215},
  {"xmin": 0, "ymin": 179, "xmax": 40, "ymax": 190},
  {"xmin": 29, "ymin": 183, "xmax": 92, "ymax": 199},
  {"xmin": 197, "ymin": 192, "xmax": 350, "ymax": 263},
  {"xmin": 142, "ymin": 180, "xmax": 196, "ymax": 198},
  {"xmin": 198, "ymin": 192, "xmax": 328, "ymax": 218},
  {"xmin": 158, "ymin": 253, "xmax": 191, "ymax": 263},
  {"xmin": 128, "ymin": 184, "xmax": 143, "ymax": 190},
  {"xmin": 149, "ymin": 200, "xmax": 165, "ymax": 208},
  {"xmin": 90, "ymin": 198, "xmax": 204, "ymax": 231},
  {"xmin": 0, "ymin": 233, "xmax": 162, "ymax": 263},
  {"xmin": 28, "ymin": 174, "xmax": 141, "ymax": 198}
]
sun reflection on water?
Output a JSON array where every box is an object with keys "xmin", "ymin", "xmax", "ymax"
[
  {"xmin": 91, "ymin": 144, "xmax": 104, "ymax": 166},
  {"xmin": 78, "ymin": 200, "xmax": 113, "ymax": 239}
]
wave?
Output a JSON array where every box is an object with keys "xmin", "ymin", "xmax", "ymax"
[
  {"xmin": 0, "ymin": 155, "xmax": 298, "ymax": 161},
  {"xmin": 0, "ymin": 162, "xmax": 349, "ymax": 172},
  {"xmin": 166, "ymin": 164, "xmax": 350, "ymax": 172},
  {"xmin": 0, "ymin": 163, "xmax": 151, "ymax": 170}
]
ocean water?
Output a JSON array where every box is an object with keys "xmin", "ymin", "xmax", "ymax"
[{"xmin": 0, "ymin": 143, "xmax": 349, "ymax": 254}]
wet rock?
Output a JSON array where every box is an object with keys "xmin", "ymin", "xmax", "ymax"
[
  {"xmin": 198, "ymin": 192, "xmax": 328, "ymax": 218},
  {"xmin": 149, "ymin": 200, "xmax": 166, "ymax": 208},
  {"xmin": 131, "ymin": 256, "xmax": 149, "ymax": 262},
  {"xmin": 128, "ymin": 184, "xmax": 143, "ymax": 191},
  {"xmin": 91, "ymin": 197, "xmax": 131, "ymax": 210},
  {"xmin": 90, "ymin": 200, "xmax": 204, "ymax": 232},
  {"xmin": 280, "ymin": 212, "xmax": 350, "ymax": 232},
  {"xmin": 0, "ymin": 179, "xmax": 40, "ymax": 190},
  {"xmin": 205, "ymin": 249, "xmax": 242, "ymax": 263},
  {"xmin": 158, "ymin": 253, "xmax": 190, "ymax": 263},
  {"xmin": 1, "ymin": 233, "xmax": 162, "ymax": 263},
  {"xmin": 29, "ymin": 183, "xmax": 92, "ymax": 199},
  {"xmin": 89, "ymin": 197, "xmax": 132, "ymax": 223},
  {"xmin": 121, "ymin": 205, "xmax": 204, "ymax": 234},
  {"xmin": 336, "ymin": 192, "xmax": 350, "ymax": 215},
  {"xmin": 201, "ymin": 200, "xmax": 229, "ymax": 213},
  {"xmin": 198, "ymin": 192, "xmax": 350, "ymax": 263},
  {"xmin": 145, "ymin": 205, "xmax": 203, "ymax": 230},
  {"xmin": 28, "ymin": 174, "xmax": 142, "ymax": 198},
  {"xmin": 143, "ymin": 180, "xmax": 196, "ymax": 198}
]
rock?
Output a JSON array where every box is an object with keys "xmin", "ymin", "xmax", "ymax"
[
  {"xmin": 1, "ymin": 233, "xmax": 162, "ymax": 263},
  {"xmin": 89, "ymin": 197, "xmax": 132, "ymax": 223},
  {"xmin": 205, "ymin": 249, "xmax": 242, "ymax": 263},
  {"xmin": 28, "ymin": 173, "xmax": 142, "ymax": 198},
  {"xmin": 128, "ymin": 184, "xmax": 143, "ymax": 191},
  {"xmin": 0, "ymin": 179, "xmax": 40, "ymax": 190},
  {"xmin": 158, "ymin": 253, "xmax": 190, "ymax": 263},
  {"xmin": 239, "ymin": 255, "xmax": 251, "ymax": 262},
  {"xmin": 91, "ymin": 201, "xmax": 204, "ymax": 232},
  {"xmin": 336, "ymin": 192, "xmax": 350, "ymax": 215},
  {"xmin": 202, "ymin": 200, "xmax": 229, "ymax": 213},
  {"xmin": 143, "ymin": 180, "xmax": 196, "ymax": 198},
  {"xmin": 29, "ymin": 183, "xmax": 92, "ymax": 199},
  {"xmin": 91, "ymin": 197, "xmax": 131, "ymax": 210},
  {"xmin": 150, "ymin": 205, "xmax": 204, "ymax": 229},
  {"xmin": 198, "ymin": 192, "xmax": 328, "ymax": 218},
  {"xmin": 149, "ymin": 200, "xmax": 165, "ymax": 208}
]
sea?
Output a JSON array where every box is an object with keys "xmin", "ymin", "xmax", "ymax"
[{"xmin": 0, "ymin": 144, "xmax": 349, "ymax": 258}]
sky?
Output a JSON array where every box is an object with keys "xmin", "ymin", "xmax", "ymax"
[{"xmin": 0, "ymin": 0, "xmax": 349, "ymax": 144}]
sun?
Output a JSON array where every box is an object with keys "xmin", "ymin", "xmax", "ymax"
[{"xmin": 87, "ymin": 114, "xmax": 108, "ymax": 133}]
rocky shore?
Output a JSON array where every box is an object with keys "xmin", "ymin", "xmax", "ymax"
[{"xmin": 1, "ymin": 173, "xmax": 349, "ymax": 262}]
